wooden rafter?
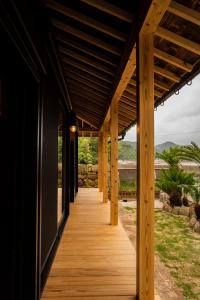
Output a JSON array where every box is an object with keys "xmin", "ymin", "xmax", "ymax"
[
  {"xmin": 66, "ymin": 74, "xmax": 109, "ymax": 95},
  {"xmin": 63, "ymin": 59, "xmax": 112, "ymax": 83},
  {"xmin": 77, "ymin": 114, "xmax": 98, "ymax": 129},
  {"xmin": 60, "ymin": 47, "xmax": 114, "ymax": 75},
  {"xmin": 67, "ymin": 81, "xmax": 107, "ymax": 100},
  {"xmin": 64, "ymin": 68, "xmax": 111, "ymax": 90},
  {"xmin": 47, "ymin": 0, "xmax": 127, "ymax": 41},
  {"xmin": 56, "ymin": 36, "xmax": 117, "ymax": 67},
  {"xmin": 75, "ymin": 109, "xmax": 101, "ymax": 125},
  {"xmin": 154, "ymin": 65, "xmax": 180, "ymax": 82},
  {"xmin": 167, "ymin": 1, "xmax": 200, "ymax": 26},
  {"xmin": 70, "ymin": 92, "xmax": 105, "ymax": 109},
  {"xmin": 119, "ymin": 112, "xmax": 134, "ymax": 122},
  {"xmin": 73, "ymin": 102, "xmax": 103, "ymax": 118},
  {"xmin": 52, "ymin": 19, "xmax": 121, "ymax": 55},
  {"xmin": 154, "ymin": 78, "xmax": 170, "ymax": 91},
  {"xmin": 154, "ymin": 48, "xmax": 193, "ymax": 72},
  {"xmin": 80, "ymin": 0, "xmax": 134, "ymax": 23},
  {"xmin": 156, "ymin": 26, "xmax": 200, "ymax": 56}
]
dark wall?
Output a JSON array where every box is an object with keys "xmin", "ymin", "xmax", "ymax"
[
  {"xmin": 41, "ymin": 77, "xmax": 59, "ymax": 269},
  {"xmin": 0, "ymin": 1, "xmax": 73, "ymax": 299},
  {"xmin": 0, "ymin": 27, "xmax": 40, "ymax": 300}
]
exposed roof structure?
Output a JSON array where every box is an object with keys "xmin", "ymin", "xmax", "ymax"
[{"xmin": 45, "ymin": 0, "xmax": 200, "ymax": 136}]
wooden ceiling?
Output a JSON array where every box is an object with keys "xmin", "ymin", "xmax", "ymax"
[
  {"xmin": 118, "ymin": 0, "xmax": 200, "ymax": 134},
  {"xmin": 45, "ymin": 0, "xmax": 200, "ymax": 137},
  {"xmin": 45, "ymin": 0, "xmax": 135, "ymax": 132}
]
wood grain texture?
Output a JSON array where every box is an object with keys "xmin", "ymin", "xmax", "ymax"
[
  {"xmin": 98, "ymin": 133, "xmax": 103, "ymax": 192},
  {"xmin": 102, "ymin": 123, "xmax": 109, "ymax": 203},
  {"xmin": 110, "ymin": 100, "xmax": 119, "ymax": 225},
  {"xmin": 137, "ymin": 33, "xmax": 155, "ymax": 300},
  {"xmin": 41, "ymin": 188, "xmax": 136, "ymax": 299}
]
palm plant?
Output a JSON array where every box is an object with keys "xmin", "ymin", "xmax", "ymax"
[
  {"xmin": 179, "ymin": 142, "xmax": 200, "ymax": 165},
  {"xmin": 189, "ymin": 186, "xmax": 200, "ymax": 219},
  {"xmin": 156, "ymin": 167, "xmax": 196, "ymax": 207},
  {"xmin": 156, "ymin": 146, "xmax": 182, "ymax": 168}
]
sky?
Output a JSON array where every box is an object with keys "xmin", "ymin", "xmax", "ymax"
[{"xmin": 124, "ymin": 74, "xmax": 200, "ymax": 146}]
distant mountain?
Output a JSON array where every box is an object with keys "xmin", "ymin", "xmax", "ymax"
[
  {"xmin": 119, "ymin": 140, "xmax": 179, "ymax": 161},
  {"xmin": 155, "ymin": 141, "xmax": 178, "ymax": 153}
]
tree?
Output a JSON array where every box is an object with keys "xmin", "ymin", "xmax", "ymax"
[
  {"xmin": 156, "ymin": 167, "xmax": 196, "ymax": 207},
  {"xmin": 78, "ymin": 137, "xmax": 98, "ymax": 164},
  {"xmin": 156, "ymin": 146, "xmax": 181, "ymax": 168},
  {"xmin": 179, "ymin": 141, "xmax": 200, "ymax": 165},
  {"xmin": 78, "ymin": 138, "xmax": 93, "ymax": 164}
]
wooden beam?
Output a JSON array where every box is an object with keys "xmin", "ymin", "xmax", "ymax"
[
  {"xmin": 77, "ymin": 116, "xmax": 97, "ymax": 129},
  {"xmin": 121, "ymin": 96, "xmax": 136, "ymax": 106},
  {"xmin": 64, "ymin": 67, "xmax": 111, "ymax": 90},
  {"xmin": 52, "ymin": 19, "xmax": 121, "ymax": 56},
  {"xmin": 122, "ymin": 91, "xmax": 137, "ymax": 101},
  {"xmin": 102, "ymin": 47, "xmax": 136, "ymax": 128},
  {"xmin": 66, "ymin": 73, "xmax": 109, "ymax": 95},
  {"xmin": 63, "ymin": 59, "xmax": 112, "ymax": 83},
  {"xmin": 119, "ymin": 106, "xmax": 136, "ymax": 118},
  {"xmin": 60, "ymin": 47, "xmax": 114, "ymax": 75},
  {"xmin": 110, "ymin": 98, "xmax": 118, "ymax": 225},
  {"xmin": 156, "ymin": 26, "xmax": 200, "ymax": 56},
  {"xmin": 167, "ymin": 1, "xmax": 200, "ymax": 26},
  {"xmin": 118, "ymin": 112, "xmax": 133, "ymax": 122},
  {"xmin": 98, "ymin": 132, "xmax": 103, "ymax": 192},
  {"xmin": 102, "ymin": 122, "xmax": 109, "ymax": 203},
  {"xmin": 76, "ymin": 112, "xmax": 99, "ymax": 128},
  {"xmin": 130, "ymin": 76, "xmax": 170, "ymax": 92},
  {"xmin": 73, "ymin": 101, "xmax": 103, "ymax": 118},
  {"xmin": 56, "ymin": 35, "xmax": 117, "ymax": 67},
  {"xmin": 154, "ymin": 48, "xmax": 193, "ymax": 72},
  {"xmin": 47, "ymin": 0, "xmax": 127, "ymax": 41},
  {"xmin": 154, "ymin": 65, "xmax": 180, "ymax": 82},
  {"xmin": 126, "ymin": 83, "xmax": 162, "ymax": 98},
  {"xmin": 67, "ymin": 80, "xmax": 108, "ymax": 100},
  {"xmin": 73, "ymin": 102, "xmax": 103, "ymax": 119},
  {"xmin": 79, "ymin": 128, "xmax": 98, "ymax": 133},
  {"xmin": 80, "ymin": 0, "xmax": 134, "ymax": 23},
  {"xmin": 154, "ymin": 78, "xmax": 170, "ymax": 91},
  {"xmin": 70, "ymin": 91, "xmax": 105, "ymax": 109},
  {"xmin": 137, "ymin": 31, "xmax": 155, "ymax": 300},
  {"xmin": 137, "ymin": 1, "xmax": 172, "ymax": 299}
]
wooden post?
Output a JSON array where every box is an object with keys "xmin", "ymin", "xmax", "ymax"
[
  {"xmin": 98, "ymin": 131, "xmax": 103, "ymax": 192},
  {"xmin": 136, "ymin": 32, "xmax": 154, "ymax": 300},
  {"xmin": 110, "ymin": 99, "xmax": 118, "ymax": 225},
  {"xmin": 102, "ymin": 123, "xmax": 108, "ymax": 203},
  {"xmin": 135, "ymin": 2, "xmax": 171, "ymax": 298}
]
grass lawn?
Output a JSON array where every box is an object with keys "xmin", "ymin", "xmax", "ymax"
[
  {"xmin": 124, "ymin": 207, "xmax": 200, "ymax": 299},
  {"xmin": 119, "ymin": 181, "xmax": 136, "ymax": 191}
]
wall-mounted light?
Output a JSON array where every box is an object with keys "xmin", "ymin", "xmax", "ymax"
[
  {"xmin": 69, "ymin": 111, "xmax": 77, "ymax": 133},
  {"xmin": 69, "ymin": 125, "xmax": 77, "ymax": 133}
]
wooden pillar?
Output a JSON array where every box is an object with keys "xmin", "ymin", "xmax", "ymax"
[
  {"xmin": 110, "ymin": 99, "xmax": 118, "ymax": 225},
  {"xmin": 136, "ymin": 32, "xmax": 154, "ymax": 299},
  {"xmin": 102, "ymin": 123, "xmax": 108, "ymax": 203},
  {"xmin": 98, "ymin": 132, "xmax": 103, "ymax": 192}
]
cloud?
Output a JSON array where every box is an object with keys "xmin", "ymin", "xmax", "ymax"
[{"xmin": 125, "ymin": 74, "xmax": 200, "ymax": 145}]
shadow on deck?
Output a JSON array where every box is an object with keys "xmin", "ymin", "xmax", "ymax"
[{"xmin": 42, "ymin": 188, "xmax": 136, "ymax": 299}]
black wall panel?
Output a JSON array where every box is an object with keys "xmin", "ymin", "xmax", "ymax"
[{"xmin": 41, "ymin": 79, "xmax": 59, "ymax": 269}]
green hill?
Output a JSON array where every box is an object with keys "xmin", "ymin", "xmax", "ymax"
[
  {"xmin": 155, "ymin": 141, "xmax": 178, "ymax": 153},
  {"xmin": 119, "ymin": 140, "xmax": 179, "ymax": 161}
]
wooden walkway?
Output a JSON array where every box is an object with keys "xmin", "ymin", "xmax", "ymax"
[{"xmin": 42, "ymin": 188, "xmax": 136, "ymax": 300}]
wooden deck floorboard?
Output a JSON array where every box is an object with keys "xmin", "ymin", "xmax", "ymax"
[{"xmin": 41, "ymin": 188, "xmax": 136, "ymax": 299}]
